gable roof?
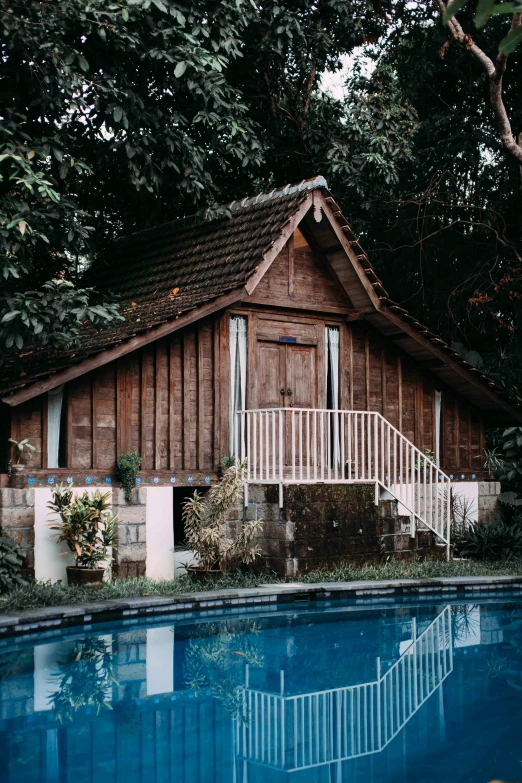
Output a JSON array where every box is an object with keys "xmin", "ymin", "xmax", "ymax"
[{"xmin": 1, "ymin": 176, "xmax": 521, "ymax": 424}]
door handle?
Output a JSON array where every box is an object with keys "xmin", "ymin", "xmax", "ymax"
[
  {"xmin": 287, "ymin": 389, "xmax": 292, "ymax": 396},
  {"xmin": 280, "ymin": 388, "xmax": 286, "ymax": 396}
]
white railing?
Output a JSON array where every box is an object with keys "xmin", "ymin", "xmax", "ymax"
[
  {"xmin": 236, "ymin": 606, "xmax": 453, "ymax": 772},
  {"xmin": 236, "ymin": 408, "xmax": 451, "ymax": 551}
]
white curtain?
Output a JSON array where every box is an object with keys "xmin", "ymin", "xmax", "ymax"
[
  {"xmin": 229, "ymin": 316, "xmax": 247, "ymax": 455},
  {"xmin": 326, "ymin": 327, "xmax": 340, "ymax": 464},
  {"xmin": 435, "ymin": 390, "xmax": 442, "ymax": 466},
  {"xmin": 47, "ymin": 385, "xmax": 64, "ymax": 469}
]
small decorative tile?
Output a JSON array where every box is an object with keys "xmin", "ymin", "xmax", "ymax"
[
  {"xmin": 170, "ymin": 694, "xmax": 176, "ymax": 701},
  {"xmin": 135, "ymin": 477, "xmax": 141, "ymax": 484},
  {"xmin": 27, "ymin": 477, "xmax": 35, "ymax": 485},
  {"xmin": 153, "ymin": 477, "xmax": 159, "ymax": 484},
  {"xmin": 47, "ymin": 476, "xmax": 55, "ymax": 485},
  {"xmin": 67, "ymin": 476, "xmax": 73, "ymax": 484},
  {"xmin": 105, "ymin": 477, "xmax": 112, "ymax": 484},
  {"xmin": 188, "ymin": 476, "xmax": 193, "ymax": 483},
  {"xmin": 460, "ymin": 474, "xmax": 465, "ymax": 479},
  {"xmin": 86, "ymin": 476, "xmax": 93, "ymax": 484},
  {"xmin": 472, "ymin": 474, "xmax": 476, "ymax": 479},
  {"xmin": 449, "ymin": 474, "xmax": 454, "ymax": 480},
  {"xmin": 205, "ymin": 476, "xmax": 211, "ymax": 484},
  {"xmin": 170, "ymin": 477, "xmax": 176, "ymax": 483}
]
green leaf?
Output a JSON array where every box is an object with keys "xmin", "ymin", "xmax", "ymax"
[
  {"xmin": 499, "ymin": 24, "xmax": 522, "ymax": 53},
  {"xmin": 113, "ymin": 106, "xmax": 123, "ymax": 123},
  {"xmin": 1, "ymin": 310, "xmax": 21, "ymax": 323},
  {"xmin": 77, "ymin": 55, "xmax": 89, "ymax": 72},
  {"xmin": 151, "ymin": 0, "xmax": 168, "ymax": 12},
  {"xmin": 174, "ymin": 61, "xmax": 187, "ymax": 78},
  {"xmin": 474, "ymin": 0, "xmax": 496, "ymax": 27}
]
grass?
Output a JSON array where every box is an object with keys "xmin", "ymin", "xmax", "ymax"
[{"xmin": 1, "ymin": 558, "xmax": 522, "ymax": 613}]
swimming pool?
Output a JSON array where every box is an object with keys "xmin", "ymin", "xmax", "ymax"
[{"xmin": 0, "ymin": 596, "xmax": 520, "ymax": 782}]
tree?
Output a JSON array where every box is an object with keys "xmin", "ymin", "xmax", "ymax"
[
  {"xmin": 436, "ymin": 0, "xmax": 522, "ymax": 165},
  {"xmin": 0, "ymin": 0, "xmax": 263, "ymax": 349}
]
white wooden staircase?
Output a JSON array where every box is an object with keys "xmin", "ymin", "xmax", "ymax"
[{"xmin": 236, "ymin": 408, "xmax": 451, "ymax": 557}]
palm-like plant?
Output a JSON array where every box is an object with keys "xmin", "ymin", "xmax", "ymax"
[
  {"xmin": 8, "ymin": 436, "xmax": 36, "ymax": 465},
  {"xmin": 182, "ymin": 460, "xmax": 263, "ymax": 571},
  {"xmin": 48, "ymin": 484, "xmax": 117, "ymax": 568}
]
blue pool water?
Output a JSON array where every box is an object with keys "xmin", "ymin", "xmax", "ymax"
[{"xmin": 0, "ymin": 596, "xmax": 521, "ymax": 782}]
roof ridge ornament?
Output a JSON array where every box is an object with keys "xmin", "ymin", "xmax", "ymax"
[{"xmin": 228, "ymin": 175, "xmax": 328, "ymax": 212}]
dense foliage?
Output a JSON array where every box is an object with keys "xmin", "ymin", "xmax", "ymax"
[
  {"xmin": 0, "ymin": 535, "xmax": 28, "ymax": 594},
  {"xmin": 2, "ymin": 0, "xmax": 522, "ymax": 409}
]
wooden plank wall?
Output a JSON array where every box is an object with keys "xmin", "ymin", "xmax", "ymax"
[
  {"xmin": 9, "ymin": 317, "xmax": 217, "ymax": 473},
  {"xmin": 8, "ymin": 309, "xmax": 484, "ymax": 473},
  {"xmin": 345, "ymin": 322, "xmax": 484, "ymax": 471}
]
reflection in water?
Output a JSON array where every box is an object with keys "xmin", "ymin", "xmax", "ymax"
[
  {"xmin": 48, "ymin": 636, "xmax": 116, "ymax": 723},
  {"xmin": 0, "ymin": 599, "xmax": 521, "ymax": 783},
  {"xmin": 236, "ymin": 607, "xmax": 452, "ymax": 774}
]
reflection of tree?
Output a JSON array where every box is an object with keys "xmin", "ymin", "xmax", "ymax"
[
  {"xmin": 451, "ymin": 604, "xmax": 480, "ymax": 646},
  {"xmin": 0, "ymin": 649, "xmax": 33, "ymax": 681},
  {"xmin": 184, "ymin": 620, "xmax": 263, "ymax": 721},
  {"xmin": 49, "ymin": 637, "xmax": 117, "ymax": 723}
]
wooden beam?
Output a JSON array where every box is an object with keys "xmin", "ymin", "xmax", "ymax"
[
  {"xmin": 242, "ymin": 295, "xmax": 353, "ymax": 316},
  {"xmin": 2, "ymin": 286, "xmax": 248, "ymax": 407},
  {"xmin": 316, "ymin": 192, "xmax": 384, "ymax": 312},
  {"xmin": 245, "ymin": 194, "xmax": 313, "ymax": 295},
  {"xmin": 288, "ymin": 234, "xmax": 295, "ymax": 297}
]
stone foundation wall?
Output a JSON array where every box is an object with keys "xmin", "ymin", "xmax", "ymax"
[
  {"xmin": 236, "ymin": 484, "xmax": 442, "ymax": 577},
  {"xmin": 111, "ymin": 488, "xmax": 147, "ymax": 579},
  {"xmin": 0, "ymin": 487, "xmax": 35, "ymax": 578},
  {"xmin": 477, "ymin": 481, "xmax": 501, "ymax": 525}
]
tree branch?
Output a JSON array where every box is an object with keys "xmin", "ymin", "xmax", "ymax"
[{"xmin": 434, "ymin": 1, "xmax": 522, "ymax": 165}]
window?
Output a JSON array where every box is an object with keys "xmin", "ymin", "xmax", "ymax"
[
  {"xmin": 47, "ymin": 385, "xmax": 67, "ymax": 468},
  {"xmin": 435, "ymin": 390, "xmax": 442, "ymax": 466},
  {"xmin": 229, "ymin": 316, "xmax": 247, "ymax": 456},
  {"xmin": 326, "ymin": 326, "xmax": 340, "ymax": 464}
]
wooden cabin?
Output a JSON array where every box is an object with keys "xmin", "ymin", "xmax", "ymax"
[{"xmin": 0, "ymin": 177, "xmax": 520, "ymax": 578}]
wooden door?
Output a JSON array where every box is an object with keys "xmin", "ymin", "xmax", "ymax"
[
  {"xmin": 252, "ymin": 317, "xmax": 320, "ymax": 472},
  {"xmin": 286, "ymin": 344, "xmax": 317, "ymax": 409},
  {"xmin": 257, "ymin": 342, "xmax": 285, "ymax": 409}
]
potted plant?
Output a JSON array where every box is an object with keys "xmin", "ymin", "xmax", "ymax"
[
  {"xmin": 8, "ymin": 437, "xmax": 36, "ymax": 473},
  {"xmin": 49, "ymin": 637, "xmax": 117, "ymax": 722},
  {"xmin": 182, "ymin": 459, "xmax": 263, "ymax": 580},
  {"xmin": 48, "ymin": 483, "xmax": 117, "ymax": 586}
]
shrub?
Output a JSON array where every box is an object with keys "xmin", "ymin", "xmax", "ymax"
[
  {"xmin": 0, "ymin": 536, "xmax": 28, "ymax": 593},
  {"xmin": 183, "ymin": 459, "xmax": 263, "ymax": 571},
  {"xmin": 459, "ymin": 521, "xmax": 522, "ymax": 561},
  {"xmin": 116, "ymin": 452, "xmax": 142, "ymax": 502},
  {"xmin": 48, "ymin": 484, "xmax": 118, "ymax": 569}
]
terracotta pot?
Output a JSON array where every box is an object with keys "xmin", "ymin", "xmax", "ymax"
[
  {"xmin": 186, "ymin": 565, "xmax": 222, "ymax": 583},
  {"xmin": 66, "ymin": 566, "xmax": 105, "ymax": 587}
]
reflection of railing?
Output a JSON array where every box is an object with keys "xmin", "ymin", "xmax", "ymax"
[
  {"xmin": 237, "ymin": 408, "xmax": 450, "ymax": 552},
  {"xmin": 235, "ymin": 606, "xmax": 453, "ymax": 772}
]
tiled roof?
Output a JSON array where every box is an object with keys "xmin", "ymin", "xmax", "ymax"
[
  {"xmin": 0, "ymin": 175, "xmax": 520, "ymax": 418},
  {"xmin": 0, "ymin": 179, "xmax": 321, "ymax": 397}
]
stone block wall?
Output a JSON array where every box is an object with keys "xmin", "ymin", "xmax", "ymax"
[
  {"xmin": 0, "ymin": 487, "xmax": 35, "ymax": 578},
  {"xmin": 238, "ymin": 484, "xmax": 442, "ymax": 577},
  {"xmin": 477, "ymin": 481, "xmax": 501, "ymax": 525},
  {"xmin": 111, "ymin": 488, "xmax": 147, "ymax": 579}
]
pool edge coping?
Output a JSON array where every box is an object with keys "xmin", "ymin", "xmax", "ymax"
[{"xmin": 1, "ymin": 574, "xmax": 522, "ymax": 638}]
